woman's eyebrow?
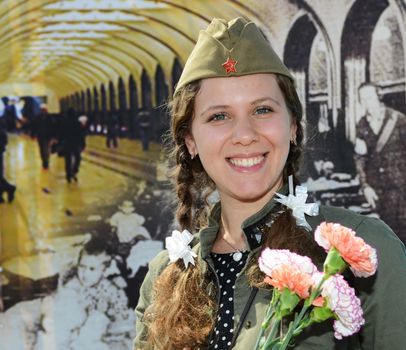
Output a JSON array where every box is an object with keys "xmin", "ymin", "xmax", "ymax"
[
  {"xmin": 199, "ymin": 104, "xmax": 229, "ymax": 118},
  {"xmin": 251, "ymin": 97, "xmax": 281, "ymax": 106},
  {"xmin": 198, "ymin": 97, "xmax": 281, "ymax": 118}
]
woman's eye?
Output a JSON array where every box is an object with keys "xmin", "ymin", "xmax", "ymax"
[
  {"xmin": 210, "ymin": 113, "xmax": 227, "ymax": 121},
  {"xmin": 255, "ymin": 107, "xmax": 272, "ymax": 115}
]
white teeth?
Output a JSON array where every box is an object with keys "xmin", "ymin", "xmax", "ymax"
[{"xmin": 229, "ymin": 156, "xmax": 264, "ymax": 167}]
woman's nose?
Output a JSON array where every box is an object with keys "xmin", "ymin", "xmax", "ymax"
[{"xmin": 231, "ymin": 117, "xmax": 259, "ymax": 145}]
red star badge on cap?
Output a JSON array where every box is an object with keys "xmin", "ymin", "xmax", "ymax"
[{"xmin": 222, "ymin": 57, "xmax": 237, "ymax": 74}]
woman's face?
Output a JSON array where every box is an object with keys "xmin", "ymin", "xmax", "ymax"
[{"xmin": 185, "ymin": 73, "xmax": 296, "ymax": 206}]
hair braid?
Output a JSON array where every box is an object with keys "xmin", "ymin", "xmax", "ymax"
[
  {"xmin": 167, "ymin": 81, "xmax": 214, "ymax": 231},
  {"xmin": 146, "ymin": 261, "xmax": 217, "ymax": 349},
  {"xmin": 275, "ymin": 74, "xmax": 304, "ymax": 185},
  {"xmin": 175, "ymin": 153, "xmax": 195, "ymax": 230}
]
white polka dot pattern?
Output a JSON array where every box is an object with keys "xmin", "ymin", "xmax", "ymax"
[{"xmin": 208, "ymin": 252, "xmax": 248, "ymax": 349}]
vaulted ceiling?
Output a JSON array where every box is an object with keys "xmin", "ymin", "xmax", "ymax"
[{"xmin": 0, "ymin": 0, "xmax": 259, "ymax": 98}]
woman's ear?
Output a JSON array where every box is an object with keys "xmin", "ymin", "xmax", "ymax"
[
  {"xmin": 290, "ymin": 120, "xmax": 298, "ymax": 143},
  {"xmin": 184, "ymin": 133, "xmax": 197, "ymax": 158}
]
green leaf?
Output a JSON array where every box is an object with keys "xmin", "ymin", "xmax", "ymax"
[
  {"xmin": 324, "ymin": 247, "xmax": 347, "ymax": 276},
  {"xmin": 310, "ymin": 306, "xmax": 335, "ymax": 323},
  {"xmin": 277, "ymin": 288, "xmax": 300, "ymax": 317}
]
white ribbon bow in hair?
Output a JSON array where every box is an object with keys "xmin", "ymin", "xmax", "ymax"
[
  {"xmin": 275, "ymin": 184, "xmax": 319, "ymax": 230},
  {"xmin": 165, "ymin": 229, "xmax": 197, "ymax": 268}
]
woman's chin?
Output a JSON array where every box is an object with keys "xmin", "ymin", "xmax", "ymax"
[{"xmin": 225, "ymin": 186, "xmax": 277, "ymax": 204}]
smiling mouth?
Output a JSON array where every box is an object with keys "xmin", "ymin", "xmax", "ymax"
[{"xmin": 228, "ymin": 154, "xmax": 266, "ymax": 168}]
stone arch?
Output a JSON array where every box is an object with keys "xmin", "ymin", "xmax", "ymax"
[
  {"xmin": 100, "ymin": 83, "xmax": 107, "ymax": 128},
  {"xmin": 85, "ymin": 88, "xmax": 92, "ymax": 128},
  {"xmin": 141, "ymin": 69, "xmax": 153, "ymax": 142},
  {"xmin": 118, "ymin": 77, "xmax": 127, "ymax": 134},
  {"xmin": 171, "ymin": 57, "xmax": 183, "ymax": 95},
  {"xmin": 80, "ymin": 91, "xmax": 85, "ymax": 115},
  {"xmin": 341, "ymin": 0, "xmax": 405, "ymax": 140},
  {"xmin": 284, "ymin": 15, "xmax": 318, "ymax": 121},
  {"xmin": 75, "ymin": 92, "xmax": 81, "ymax": 112},
  {"xmin": 155, "ymin": 65, "xmax": 169, "ymax": 142},
  {"xmin": 93, "ymin": 86, "xmax": 101, "ymax": 133},
  {"xmin": 109, "ymin": 80, "xmax": 116, "ymax": 114},
  {"xmin": 370, "ymin": 5, "xmax": 405, "ymax": 112},
  {"xmin": 128, "ymin": 74, "xmax": 138, "ymax": 138},
  {"xmin": 141, "ymin": 69, "xmax": 152, "ymax": 109},
  {"xmin": 284, "ymin": 13, "xmax": 338, "ymax": 176}
]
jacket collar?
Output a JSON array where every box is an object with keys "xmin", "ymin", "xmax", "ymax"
[{"xmin": 198, "ymin": 185, "xmax": 289, "ymax": 259}]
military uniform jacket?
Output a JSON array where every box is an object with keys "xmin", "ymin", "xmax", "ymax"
[{"xmin": 134, "ymin": 196, "xmax": 406, "ymax": 349}]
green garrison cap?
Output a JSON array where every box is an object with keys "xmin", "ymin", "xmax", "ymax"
[{"xmin": 175, "ymin": 17, "xmax": 294, "ymax": 94}]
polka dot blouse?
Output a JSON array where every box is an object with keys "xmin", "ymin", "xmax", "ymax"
[{"xmin": 208, "ymin": 251, "xmax": 249, "ymax": 349}]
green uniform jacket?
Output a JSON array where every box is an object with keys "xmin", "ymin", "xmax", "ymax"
[{"xmin": 134, "ymin": 197, "xmax": 406, "ymax": 349}]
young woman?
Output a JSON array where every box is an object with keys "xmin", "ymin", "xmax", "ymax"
[{"xmin": 134, "ymin": 18, "xmax": 406, "ymax": 349}]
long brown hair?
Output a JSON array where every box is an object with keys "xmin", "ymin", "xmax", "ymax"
[{"xmin": 145, "ymin": 74, "xmax": 324, "ymax": 349}]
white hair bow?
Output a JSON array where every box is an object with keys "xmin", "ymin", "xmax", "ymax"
[
  {"xmin": 275, "ymin": 178, "xmax": 319, "ymax": 230},
  {"xmin": 165, "ymin": 230, "xmax": 197, "ymax": 268}
]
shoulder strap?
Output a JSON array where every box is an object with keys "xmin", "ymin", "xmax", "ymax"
[
  {"xmin": 229, "ymin": 287, "xmax": 259, "ymax": 349},
  {"xmin": 376, "ymin": 110, "xmax": 398, "ymax": 153}
]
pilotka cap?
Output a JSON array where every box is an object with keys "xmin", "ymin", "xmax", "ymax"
[{"xmin": 174, "ymin": 17, "xmax": 294, "ymax": 94}]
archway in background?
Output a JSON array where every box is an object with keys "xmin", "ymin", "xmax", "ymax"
[
  {"xmin": 171, "ymin": 57, "xmax": 183, "ymax": 94},
  {"xmin": 109, "ymin": 80, "xmax": 116, "ymax": 115},
  {"xmin": 86, "ymin": 88, "xmax": 92, "ymax": 128},
  {"xmin": 341, "ymin": 0, "xmax": 389, "ymax": 141},
  {"xmin": 93, "ymin": 86, "xmax": 100, "ymax": 133},
  {"xmin": 128, "ymin": 74, "xmax": 138, "ymax": 138},
  {"xmin": 100, "ymin": 84, "xmax": 107, "ymax": 129},
  {"xmin": 141, "ymin": 69, "xmax": 152, "ymax": 109},
  {"xmin": 284, "ymin": 15, "xmax": 317, "ymax": 116},
  {"xmin": 75, "ymin": 92, "xmax": 80, "ymax": 112},
  {"xmin": 284, "ymin": 14, "xmax": 332, "ymax": 177},
  {"xmin": 154, "ymin": 65, "xmax": 169, "ymax": 142},
  {"xmin": 80, "ymin": 91, "xmax": 85, "ymax": 115},
  {"xmin": 118, "ymin": 77, "xmax": 128, "ymax": 136},
  {"xmin": 370, "ymin": 5, "xmax": 405, "ymax": 112},
  {"xmin": 60, "ymin": 97, "xmax": 66, "ymax": 113},
  {"xmin": 141, "ymin": 69, "xmax": 153, "ymax": 142},
  {"xmin": 108, "ymin": 80, "xmax": 117, "ymax": 136}
]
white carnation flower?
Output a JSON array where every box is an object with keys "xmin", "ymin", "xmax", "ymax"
[{"xmin": 321, "ymin": 274, "xmax": 365, "ymax": 339}]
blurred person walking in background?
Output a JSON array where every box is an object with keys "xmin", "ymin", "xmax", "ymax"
[
  {"xmin": 59, "ymin": 109, "xmax": 87, "ymax": 183},
  {"xmin": 106, "ymin": 114, "xmax": 119, "ymax": 149},
  {"xmin": 32, "ymin": 104, "xmax": 55, "ymax": 170},
  {"xmin": 138, "ymin": 109, "xmax": 151, "ymax": 152}
]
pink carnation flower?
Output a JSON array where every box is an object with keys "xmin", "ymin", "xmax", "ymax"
[
  {"xmin": 264, "ymin": 265, "xmax": 314, "ymax": 299},
  {"xmin": 259, "ymin": 249, "xmax": 317, "ymax": 276},
  {"xmin": 259, "ymin": 249, "xmax": 318, "ymax": 299},
  {"xmin": 321, "ymin": 274, "xmax": 365, "ymax": 339},
  {"xmin": 314, "ymin": 222, "xmax": 378, "ymax": 277}
]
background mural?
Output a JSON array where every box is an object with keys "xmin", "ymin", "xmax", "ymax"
[{"xmin": 0, "ymin": 0, "xmax": 405, "ymax": 349}]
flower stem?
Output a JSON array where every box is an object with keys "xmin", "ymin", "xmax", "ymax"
[
  {"xmin": 255, "ymin": 289, "xmax": 282, "ymax": 349},
  {"xmin": 278, "ymin": 276, "xmax": 327, "ymax": 350},
  {"xmin": 254, "ymin": 302, "xmax": 274, "ymax": 350},
  {"xmin": 261, "ymin": 318, "xmax": 281, "ymax": 349}
]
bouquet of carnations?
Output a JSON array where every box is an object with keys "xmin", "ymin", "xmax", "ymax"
[{"xmin": 254, "ymin": 221, "xmax": 378, "ymax": 350}]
